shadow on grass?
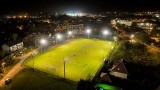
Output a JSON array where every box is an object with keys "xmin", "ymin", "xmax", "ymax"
[{"xmin": 1, "ymin": 68, "xmax": 77, "ymax": 90}]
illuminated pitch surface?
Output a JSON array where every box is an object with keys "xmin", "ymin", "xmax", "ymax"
[{"xmin": 25, "ymin": 39, "xmax": 113, "ymax": 81}]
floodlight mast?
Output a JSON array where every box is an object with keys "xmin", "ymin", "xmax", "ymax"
[
  {"xmin": 40, "ymin": 39, "xmax": 46, "ymax": 53},
  {"xmin": 64, "ymin": 57, "xmax": 68, "ymax": 78},
  {"xmin": 86, "ymin": 29, "xmax": 91, "ymax": 39},
  {"xmin": 103, "ymin": 30, "xmax": 109, "ymax": 40},
  {"xmin": 56, "ymin": 34, "xmax": 62, "ymax": 44}
]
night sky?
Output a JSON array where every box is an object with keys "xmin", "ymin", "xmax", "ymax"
[{"xmin": 0, "ymin": 0, "xmax": 160, "ymax": 13}]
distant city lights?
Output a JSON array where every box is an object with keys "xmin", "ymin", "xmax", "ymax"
[{"xmin": 66, "ymin": 11, "xmax": 85, "ymax": 16}]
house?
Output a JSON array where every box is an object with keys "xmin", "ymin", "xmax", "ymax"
[
  {"xmin": 100, "ymin": 72, "xmax": 112, "ymax": 83},
  {"xmin": 109, "ymin": 59, "xmax": 128, "ymax": 79},
  {"xmin": 2, "ymin": 41, "xmax": 23, "ymax": 53}
]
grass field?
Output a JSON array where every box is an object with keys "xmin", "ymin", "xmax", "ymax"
[
  {"xmin": 25, "ymin": 38, "xmax": 114, "ymax": 81},
  {"xmin": 1, "ymin": 69, "xmax": 76, "ymax": 90}
]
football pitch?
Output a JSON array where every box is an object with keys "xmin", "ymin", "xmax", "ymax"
[{"xmin": 25, "ymin": 38, "xmax": 114, "ymax": 81}]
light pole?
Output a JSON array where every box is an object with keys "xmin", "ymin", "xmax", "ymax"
[
  {"xmin": 86, "ymin": 29, "xmax": 91, "ymax": 39},
  {"xmin": 40, "ymin": 39, "xmax": 46, "ymax": 53},
  {"xmin": 103, "ymin": 30, "xmax": 109, "ymax": 40},
  {"xmin": 56, "ymin": 34, "xmax": 62, "ymax": 44},
  {"xmin": 68, "ymin": 31, "xmax": 72, "ymax": 36},
  {"xmin": 64, "ymin": 57, "xmax": 68, "ymax": 78},
  {"xmin": 68, "ymin": 31, "xmax": 72, "ymax": 40}
]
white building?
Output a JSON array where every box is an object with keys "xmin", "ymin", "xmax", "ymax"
[
  {"xmin": 2, "ymin": 41, "xmax": 23, "ymax": 52},
  {"xmin": 61, "ymin": 24, "xmax": 83, "ymax": 30}
]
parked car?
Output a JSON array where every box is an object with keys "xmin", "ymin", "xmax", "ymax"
[{"xmin": 5, "ymin": 78, "xmax": 12, "ymax": 85}]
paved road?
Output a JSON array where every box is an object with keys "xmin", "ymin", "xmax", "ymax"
[
  {"xmin": 0, "ymin": 48, "xmax": 38, "ymax": 88},
  {"xmin": 148, "ymin": 45, "xmax": 160, "ymax": 53}
]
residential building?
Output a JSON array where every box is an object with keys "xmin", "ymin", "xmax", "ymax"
[
  {"xmin": 100, "ymin": 72, "xmax": 112, "ymax": 83},
  {"xmin": 2, "ymin": 41, "xmax": 23, "ymax": 52},
  {"xmin": 109, "ymin": 59, "xmax": 128, "ymax": 79}
]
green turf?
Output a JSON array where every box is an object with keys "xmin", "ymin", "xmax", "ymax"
[
  {"xmin": 25, "ymin": 39, "xmax": 114, "ymax": 81},
  {"xmin": 1, "ymin": 69, "xmax": 76, "ymax": 90}
]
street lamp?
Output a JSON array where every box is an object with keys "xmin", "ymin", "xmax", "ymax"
[
  {"xmin": 103, "ymin": 30, "xmax": 109, "ymax": 40},
  {"xmin": 40, "ymin": 39, "xmax": 46, "ymax": 53}
]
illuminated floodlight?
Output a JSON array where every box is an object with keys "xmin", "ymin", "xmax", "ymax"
[
  {"xmin": 86, "ymin": 29, "xmax": 91, "ymax": 34},
  {"xmin": 86, "ymin": 29, "xmax": 91, "ymax": 39},
  {"xmin": 103, "ymin": 30, "xmax": 109, "ymax": 35},
  {"xmin": 40, "ymin": 39, "xmax": 47, "ymax": 53},
  {"xmin": 40, "ymin": 39, "xmax": 46, "ymax": 45},
  {"xmin": 103, "ymin": 30, "xmax": 109, "ymax": 40},
  {"xmin": 68, "ymin": 31, "xmax": 72, "ymax": 35},
  {"xmin": 56, "ymin": 34, "xmax": 62, "ymax": 39},
  {"xmin": 55, "ymin": 34, "xmax": 62, "ymax": 44}
]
